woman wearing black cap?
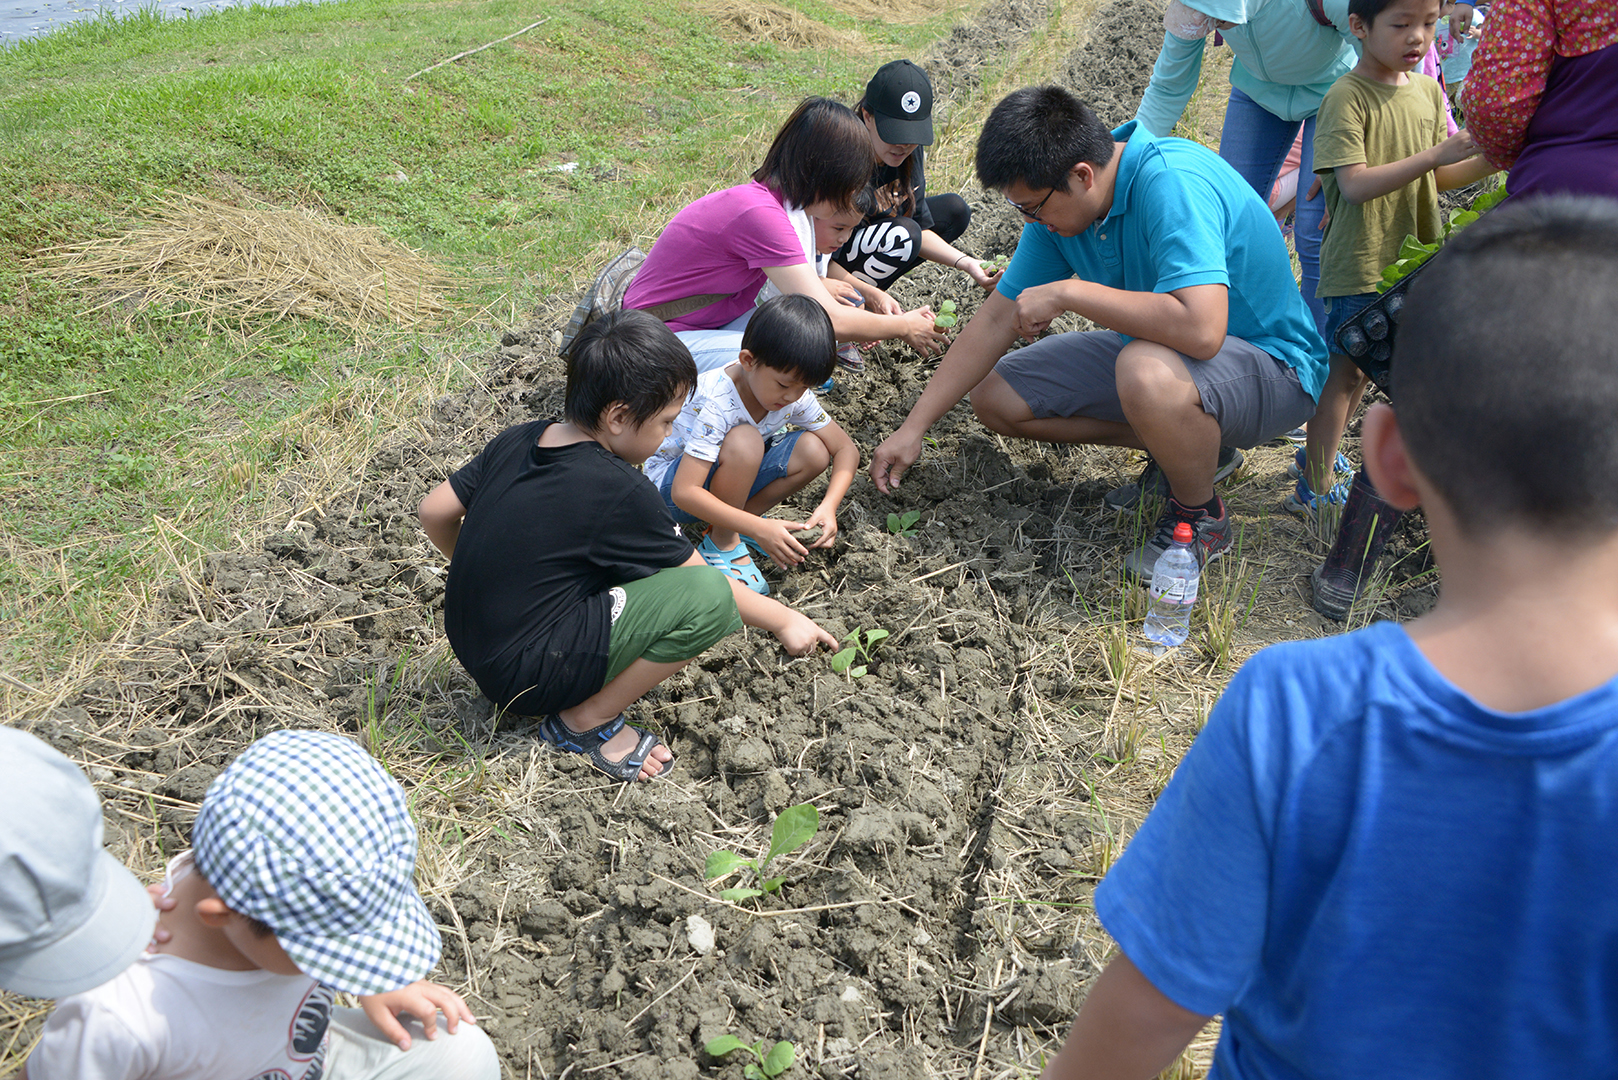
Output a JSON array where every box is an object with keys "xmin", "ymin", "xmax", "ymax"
[{"xmin": 829, "ymin": 59, "xmax": 1000, "ymax": 315}]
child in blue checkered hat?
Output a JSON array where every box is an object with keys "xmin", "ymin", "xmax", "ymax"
[{"xmin": 21, "ymin": 730, "xmax": 500, "ymax": 1080}]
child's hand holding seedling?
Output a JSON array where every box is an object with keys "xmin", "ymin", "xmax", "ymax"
[
  {"xmin": 953, "ymin": 253, "xmax": 1008, "ymax": 289},
  {"xmin": 899, "ymin": 307, "xmax": 950, "ymax": 358}
]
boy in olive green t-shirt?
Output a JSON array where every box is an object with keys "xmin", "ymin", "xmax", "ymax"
[{"xmin": 1292, "ymin": 0, "xmax": 1496, "ymax": 516}]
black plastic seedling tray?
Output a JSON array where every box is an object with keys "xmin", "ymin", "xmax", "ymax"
[{"xmin": 1331, "ymin": 254, "xmax": 1435, "ymax": 396}]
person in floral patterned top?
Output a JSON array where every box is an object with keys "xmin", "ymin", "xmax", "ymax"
[{"xmin": 1462, "ymin": 0, "xmax": 1618, "ymax": 197}]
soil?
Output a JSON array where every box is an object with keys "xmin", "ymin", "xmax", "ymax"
[{"xmin": 5, "ymin": 1, "xmax": 1439, "ymax": 1077}]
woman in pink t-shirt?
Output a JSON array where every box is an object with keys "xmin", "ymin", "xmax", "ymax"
[{"xmin": 623, "ymin": 97, "xmax": 950, "ymax": 374}]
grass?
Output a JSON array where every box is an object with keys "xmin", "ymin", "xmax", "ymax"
[{"xmin": 0, "ymin": 0, "xmax": 966, "ymax": 681}]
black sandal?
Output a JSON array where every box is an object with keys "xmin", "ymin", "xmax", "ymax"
[{"xmin": 537, "ymin": 714, "xmax": 673, "ymax": 782}]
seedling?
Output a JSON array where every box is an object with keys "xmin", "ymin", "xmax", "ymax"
[
  {"xmin": 933, "ymin": 298, "xmax": 958, "ymax": 328},
  {"xmin": 705, "ymin": 1034, "xmax": 796, "ymax": 1080},
  {"xmin": 830, "ymin": 626, "xmax": 888, "ymax": 679},
  {"xmin": 980, "ymin": 255, "xmax": 1009, "ymax": 275},
  {"xmin": 886, "ymin": 509, "xmax": 920, "ymax": 536},
  {"xmin": 1377, "ymin": 185, "xmax": 1507, "ymax": 292},
  {"xmin": 704, "ymin": 803, "xmax": 819, "ymax": 903}
]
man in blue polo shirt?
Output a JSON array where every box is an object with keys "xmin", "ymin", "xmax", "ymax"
[{"xmin": 870, "ymin": 85, "xmax": 1328, "ymax": 578}]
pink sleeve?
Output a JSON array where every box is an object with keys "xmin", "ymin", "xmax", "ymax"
[
  {"xmin": 725, "ymin": 200, "xmax": 809, "ymax": 269},
  {"xmin": 1462, "ymin": 0, "xmax": 1555, "ymax": 168},
  {"xmin": 1420, "ymin": 47, "xmax": 1459, "ymax": 134}
]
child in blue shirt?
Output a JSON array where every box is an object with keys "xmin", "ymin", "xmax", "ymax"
[{"xmin": 1035, "ymin": 197, "xmax": 1618, "ymax": 1079}]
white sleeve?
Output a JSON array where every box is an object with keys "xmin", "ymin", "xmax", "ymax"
[
  {"xmin": 785, "ymin": 391, "xmax": 832, "ymax": 432},
  {"xmin": 678, "ymin": 389, "xmax": 739, "ymax": 464},
  {"xmin": 28, "ymin": 997, "xmax": 154, "ymax": 1080}
]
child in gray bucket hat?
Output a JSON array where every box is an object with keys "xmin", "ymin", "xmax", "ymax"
[
  {"xmin": 21, "ymin": 729, "xmax": 499, "ymax": 1080},
  {"xmin": 0, "ymin": 728, "xmax": 155, "ymax": 999}
]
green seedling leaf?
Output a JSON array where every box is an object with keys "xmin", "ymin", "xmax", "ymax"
[
  {"xmin": 850, "ymin": 664, "xmax": 867, "ymax": 678},
  {"xmin": 864, "ymin": 629, "xmax": 890, "ymax": 647},
  {"xmin": 705, "ymin": 850, "xmax": 750, "ymax": 880},
  {"xmin": 765, "ymin": 803, "xmax": 819, "ymax": 863},
  {"xmin": 744, "ymin": 1065, "xmax": 767, "ymax": 1080},
  {"xmin": 760, "ymin": 875, "xmax": 787, "ymax": 893},
  {"xmin": 830, "ymin": 647, "xmax": 857, "ymax": 673},
  {"xmin": 705, "ymin": 1035, "xmax": 748, "ymax": 1057},
  {"xmin": 934, "ymin": 299, "xmax": 958, "ymax": 329},
  {"xmin": 934, "ymin": 313, "xmax": 956, "ymax": 328},
  {"xmin": 763, "ymin": 1039, "xmax": 797, "ymax": 1076},
  {"xmin": 720, "ymin": 887, "xmax": 764, "ymax": 903}
]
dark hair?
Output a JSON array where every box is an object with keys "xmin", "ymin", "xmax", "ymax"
[
  {"xmin": 975, "ymin": 86, "xmax": 1116, "ymax": 192},
  {"xmin": 1348, "ymin": 0, "xmax": 1417, "ymax": 24},
  {"xmin": 741, "ymin": 293, "xmax": 837, "ymax": 385},
  {"xmin": 242, "ymin": 913, "xmax": 277, "ymax": 939},
  {"xmin": 565, "ymin": 309, "xmax": 696, "ymax": 431},
  {"xmin": 855, "ymin": 99, "xmax": 918, "ymax": 218},
  {"xmin": 1394, "ymin": 196, "xmax": 1618, "ymax": 535},
  {"xmin": 851, "ymin": 183, "xmax": 879, "ymax": 218},
  {"xmin": 754, "ymin": 97, "xmax": 877, "ymax": 214}
]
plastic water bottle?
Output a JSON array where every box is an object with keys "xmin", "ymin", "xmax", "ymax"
[{"xmin": 1143, "ymin": 522, "xmax": 1199, "ymax": 649}]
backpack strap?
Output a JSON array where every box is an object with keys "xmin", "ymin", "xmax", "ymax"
[
  {"xmin": 559, "ymin": 246, "xmax": 733, "ymax": 358},
  {"xmin": 1303, "ymin": 0, "xmax": 1337, "ymax": 29},
  {"xmin": 637, "ymin": 292, "xmax": 731, "ymax": 322}
]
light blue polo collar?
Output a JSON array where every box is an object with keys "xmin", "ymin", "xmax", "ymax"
[{"xmin": 1097, "ymin": 119, "xmax": 1149, "ymax": 231}]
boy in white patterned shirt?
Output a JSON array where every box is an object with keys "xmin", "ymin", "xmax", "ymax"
[{"xmin": 644, "ymin": 293, "xmax": 859, "ymax": 596}]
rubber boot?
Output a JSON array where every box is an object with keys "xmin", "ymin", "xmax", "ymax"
[{"xmin": 1311, "ymin": 468, "xmax": 1404, "ymax": 621}]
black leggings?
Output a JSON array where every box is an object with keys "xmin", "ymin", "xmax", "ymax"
[{"xmin": 830, "ymin": 194, "xmax": 971, "ymax": 288}]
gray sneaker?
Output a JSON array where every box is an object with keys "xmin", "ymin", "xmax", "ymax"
[
  {"xmin": 1123, "ymin": 497, "xmax": 1232, "ymax": 583},
  {"xmin": 1103, "ymin": 446, "xmax": 1244, "ymax": 513}
]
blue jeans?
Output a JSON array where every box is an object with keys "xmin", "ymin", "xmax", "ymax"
[
  {"xmin": 1218, "ymin": 88, "xmax": 1326, "ymax": 337},
  {"xmin": 1322, "ymin": 293, "xmax": 1379, "ymax": 355},
  {"xmin": 676, "ymin": 309, "xmax": 754, "ymax": 375},
  {"xmin": 656, "ymin": 429, "xmax": 804, "ymax": 525}
]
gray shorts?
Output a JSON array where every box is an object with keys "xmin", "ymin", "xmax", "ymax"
[{"xmin": 993, "ymin": 330, "xmax": 1316, "ymax": 450}]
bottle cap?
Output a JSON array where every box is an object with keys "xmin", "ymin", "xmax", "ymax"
[{"xmin": 1173, "ymin": 522, "xmax": 1194, "ymax": 544}]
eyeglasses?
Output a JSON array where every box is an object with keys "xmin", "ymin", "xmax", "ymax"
[{"xmin": 1006, "ymin": 188, "xmax": 1055, "ymax": 222}]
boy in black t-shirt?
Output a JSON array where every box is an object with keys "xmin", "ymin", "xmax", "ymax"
[{"xmin": 419, "ymin": 310, "xmax": 838, "ymax": 782}]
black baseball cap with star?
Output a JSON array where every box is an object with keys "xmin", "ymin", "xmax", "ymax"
[{"xmin": 864, "ymin": 59, "xmax": 934, "ymax": 146}]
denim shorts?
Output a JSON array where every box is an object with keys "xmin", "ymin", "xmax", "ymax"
[
  {"xmin": 1323, "ymin": 293, "xmax": 1380, "ymax": 354},
  {"xmin": 656, "ymin": 429, "xmax": 804, "ymax": 525}
]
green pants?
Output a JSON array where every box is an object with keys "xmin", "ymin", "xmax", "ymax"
[{"xmin": 603, "ymin": 565, "xmax": 741, "ymax": 683}]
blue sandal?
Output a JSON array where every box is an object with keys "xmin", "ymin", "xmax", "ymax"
[
  {"xmin": 536, "ymin": 713, "xmax": 673, "ymax": 783},
  {"xmin": 698, "ymin": 534, "xmax": 768, "ymax": 595}
]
